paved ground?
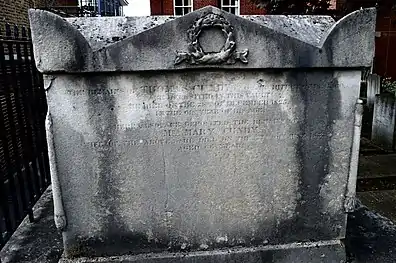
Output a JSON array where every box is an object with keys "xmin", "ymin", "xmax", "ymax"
[
  {"xmin": 359, "ymin": 154, "xmax": 396, "ymax": 178},
  {"xmin": 358, "ymin": 191, "xmax": 396, "ymax": 222},
  {"xmin": 357, "ymin": 138, "xmax": 396, "ymax": 222}
]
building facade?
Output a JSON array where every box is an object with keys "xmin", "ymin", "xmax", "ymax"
[
  {"xmin": 374, "ymin": 7, "xmax": 396, "ymax": 80},
  {"xmin": 0, "ymin": 0, "xmax": 48, "ymax": 27},
  {"xmin": 0, "ymin": 0, "xmax": 79, "ymax": 27},
  {"xmin": 79, "ymin": 0, "xmax": 129, "ymax": 16},
  {"xmin": 49, "ymin": 0, "xmax": 80, "ymax": 17},
  {"xmin": 150, "ymin": 0, "xmax": 265, "ymax": 16},
  {"xmin": 0, "ymin": 0, "xmax": 129, "ymax": 27},
  {"xmin": 336, "ymin": 0, "xmax": 396, "ymax": 79}
]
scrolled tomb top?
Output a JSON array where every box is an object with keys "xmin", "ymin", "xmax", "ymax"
[{"xmin": 29, "ymin": 6, "xmax": 376, "ymax": 73}]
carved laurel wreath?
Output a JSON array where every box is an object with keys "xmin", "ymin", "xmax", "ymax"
[{"xmin": 175, "ymin": 13, "xmax": 249, "ymax": 65}]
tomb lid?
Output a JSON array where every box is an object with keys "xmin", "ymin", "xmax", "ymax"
[{"xmin": 28, "ymin": 6, "xmax": 376, "ymax": 73}]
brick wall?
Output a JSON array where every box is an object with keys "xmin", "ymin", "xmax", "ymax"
[
  {"xmin": 150, "ymin": 0, "xmax": 265, "ymax": 15},
  {"xmin": 0, "ymin": 0, "xmax": 41, "ymax": 28},
  {"xmin": 193, "ymin": 0, "xmax": 217, "ymax": 11},
  {"xmin": 373, "ymin": 9, "xmax": 396, "ymax": 79},
  {"xmin": 0, "ymin": 0, "xmax": 77, "ymax": 28},
  {"xmin": 150, "ymin": 0, "xmax": 173, "ymax": 15},
  {"xmin": 240, "ymin": 0, "xmax": 266, "ymax": 15},
  {"xmin": 334, "ymin": 0, "xmax": 396, "ymax": 79}
]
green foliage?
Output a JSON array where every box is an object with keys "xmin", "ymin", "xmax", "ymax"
[
  {"xmin": 251, "ymin": 0, "xmax": 331, "ymax": 15},
  {"xmin": 382, "ymin": 77, "xmax": 396, "ymax": 95}
]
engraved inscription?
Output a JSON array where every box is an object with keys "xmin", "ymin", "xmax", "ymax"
[
  {"xmin": 72, "ymin": 80, "xmax": 325, "ymax": 153},
  {"xmin": 66, "ymin": 89, "xmax": 121, "ymax": 96}
]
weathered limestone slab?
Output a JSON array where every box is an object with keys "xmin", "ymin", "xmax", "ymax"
[
  {"xmin": 29, "ymin": 6, "xmax": 376, "ymax": 263},
  {"xmin": 372, "ymin": 93, "xmax": 396, "ymax": 151},
  {"xmin": 367, "ymin": 74, "xmax": 381, "ymax": 111}
]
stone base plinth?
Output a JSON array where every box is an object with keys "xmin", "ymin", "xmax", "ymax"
[{"xmin": 59, "ymin": 240, "xmax": 345, "ymax": 263}]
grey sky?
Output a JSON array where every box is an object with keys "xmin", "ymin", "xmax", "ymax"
[{"xmin": 123, "ymin": 0, "xmax": 151, "ymax": 16}]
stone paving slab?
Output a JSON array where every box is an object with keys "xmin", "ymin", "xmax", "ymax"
[
  {"xmin": 358, "ymin": 154, "xmax": 396, "ymax": 178},
  {"xmin": 345, "ymin": 200, "xmax": 396, "ymax": 263},
  {"xmin": 358, "ymin": 138, "xmax": 396, "ymax": 181},
  {"xmin": 357, "ymin": 138, "xmax": 396, "ymax": 191},
  {"xmin": 359, "ymin": 137, "xmax": 387, "ymax": 154},
  {"xmin": 357, "ymin": 191, "xmax": 396, "ymax": 223}
]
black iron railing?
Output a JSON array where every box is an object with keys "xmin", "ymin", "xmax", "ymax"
[{"xmin": 0, "ymin": 24, "xmax": 50, "ymax": 253}]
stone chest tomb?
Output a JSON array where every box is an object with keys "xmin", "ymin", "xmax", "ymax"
[
  {"xmin": 372, "ymin": 93, "xmax": 396, "ymax": 151},
  {"xmin": 29, "ymin": 7, "xmax": 375, "ymax": 263}
]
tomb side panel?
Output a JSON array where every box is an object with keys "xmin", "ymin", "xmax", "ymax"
[{"xmin": 46, "ymin": 70, "xmax": 358, "ymax": 256}]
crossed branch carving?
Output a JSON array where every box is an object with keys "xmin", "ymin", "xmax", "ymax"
[{"xmin": 175, "ymin": 13, "xmax": 249, "ymax": 65}]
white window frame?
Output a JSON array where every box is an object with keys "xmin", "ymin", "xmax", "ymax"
[
  {"xmin": 174, "ymin": 0, "xmax": 193, "ymax": 16},
  {"xmin": 221, "ymin": 0, "xmax": 240, "ymax": 15}
]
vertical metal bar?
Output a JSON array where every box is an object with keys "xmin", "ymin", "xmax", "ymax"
[
  {"xmin": 38, "ymin": 72, "xmax": 51, "ymax": 186},
  {"xmin": 24, "ymin": 29, "xmax": 45, "ymax": 197},
  {"xmin": 0, "ymin": 182, "xmax": 12, "ymax": 242},
  {"xmin": 0, "ymin": 110, "xmax": 14, "ymax": 247},
  {"xmin": 105, "ymin": 0, "xmax": 108, "ymax": 16},
  {"xmin": 14, "ymin": 25, "xmax": 36, "ymax": 222},
  {"xmin": 27, "ymin": 28, "xmax": 44, "ymax": 190},
  {"xmin": 38, "ymin": 71, "xmax": 49, "ymax": 185},
  {"xmin": 27, "ymin": 29, "xmax": 50, "ymax": 190},
  {"xmin": 98, "ymin": 0, "xmax": 102, "ymax": 16},
  {"xmin": 115, "ymin": 0, "xmax": 119, "ymax": 16},
  {"xmin": 0, "ymin": 218, "xmax": 4, "ymax": 245},
  {"xmin": 14, "ymin": 25, "xmax": 34, "ymax": 221},
  {"xmin": 21, "ymin": 26, "xmax": 41, "ymax": 200},
  {"xmin": 38, "ymin": 81, "xmax": 48, "ymax": 193},
  {"xmin": 0, "ymin": 25, "xmax": 15, "ymax": 249},
  {"xmin": 4, "ymin": 23, "xmax": 31, "ymax": 220},
  {"xmin": 0, "ymin": 28, "xmax": 13, "ymax": 246},
  {"xmin": 0, "ymin": 24, "xmax": 22, "ymax": 227},
  {"xmin": 95, "ymin": 0, "xmax": 98, "ymax": 16}
]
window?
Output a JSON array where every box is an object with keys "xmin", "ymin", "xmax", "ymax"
[
  {"xmin": 174, "ymin": 0, "xmax": 193, "ymax": 16},
  {"xmin": 79, "ymin": 0, "xmax": 96, "ymax": 6},
  {"xmin": 221, "ymin": 0, "xmax": 239, "ymax": 15},
  {"xmin": 79, "ymin": 0, "xmax": 98, "ymax": 17}
]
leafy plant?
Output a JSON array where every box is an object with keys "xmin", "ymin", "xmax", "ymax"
[{"xmin": 382, "ymin": 77, "xmax": 396, "ymax": 95}]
